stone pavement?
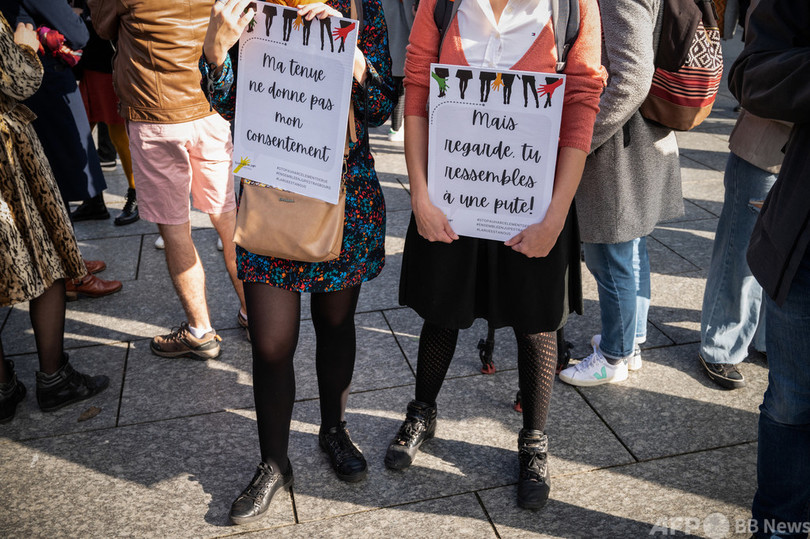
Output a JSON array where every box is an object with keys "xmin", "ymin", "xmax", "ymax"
[{"xmin": 0, "ymin": 38, "xmax": 765, "ymax": 539}]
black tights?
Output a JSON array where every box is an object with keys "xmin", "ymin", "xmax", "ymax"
[
  {"xmin": 0, "ymin": 280, "xmax": 67, "ymax": 383},
  {"xmin": 414, "ymin": 321, "xmax": 557, "ymax": 431},
  {"xmin": 244, "ymin": 282, "xmax": 361, "ymax": 473}
]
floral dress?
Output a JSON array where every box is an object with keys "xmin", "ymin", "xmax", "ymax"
[{"xmin": 201, "ymin": 0, "xmax": 394, "ymax": 293}]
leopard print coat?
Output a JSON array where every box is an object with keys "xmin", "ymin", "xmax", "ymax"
[{"xmin": 0, "ymin": 13, "xmax": 85, "ymax": 307}]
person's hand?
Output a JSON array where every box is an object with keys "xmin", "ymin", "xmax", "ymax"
[
  {"xmin": 202, "ymin": 0, "xmax": 256, "ymax": 70},
  {"xmin": 504, "ymin": 212, "xmax": 565, "ymax": 258},
  {"xmin": 14, "ymin": 22, "xmax": 38, "ymax": 52},
  {"xmin": 297, "ymin": 2, "xmax": 342, "ymax": 20},
  {"xmin": 412, "ymin": 194, "xmax": 458, "ymax": 243}
]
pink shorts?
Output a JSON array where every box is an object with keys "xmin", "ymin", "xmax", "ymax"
[{"xmin": 128, "ymin": 114, "xmax": 236, "ymax": 225}]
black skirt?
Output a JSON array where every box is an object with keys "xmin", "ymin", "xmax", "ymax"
[{"xmin": 399, "ymin": 206, "xmax": 583, "ymax": 334}]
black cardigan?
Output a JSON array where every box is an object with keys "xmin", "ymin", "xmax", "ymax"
[{"xmin": 729, "ymin": 0, "xmax": 810, "ymax": 306}]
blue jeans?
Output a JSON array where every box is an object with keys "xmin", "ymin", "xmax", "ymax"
[
  {"xmin": 583, "ymin": 237, "xmax": 650, "ymax": 359},
  {"xmin": 751, "ymin": 249, "xmax": 810, "ymax": 538},
  {"xmin": 701, "ymin": 153, "xmax": 777, "ymax": 365}
]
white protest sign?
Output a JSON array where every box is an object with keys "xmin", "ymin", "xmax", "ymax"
[
  {"xmin": 427, "ymin": 64, "xmax": 565, "ymax": 241},
  {"xmin": 232, "ymin": 1, "xmax": 358, "ymax": 204}
]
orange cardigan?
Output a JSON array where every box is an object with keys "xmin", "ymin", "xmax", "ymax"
[{"xmin": 404, "ymin": 0, "xmax": 605, "ymax": 152}]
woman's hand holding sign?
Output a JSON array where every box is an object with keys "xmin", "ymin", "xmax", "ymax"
[
  {"xmin": 203, "ymin": 0, "xmax": 256, "ymax": 75},
  {"xmin": 505, "ymin": 146, "xmax": 587, "ymax": 257}
]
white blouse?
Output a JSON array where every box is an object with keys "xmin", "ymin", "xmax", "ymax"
[{"xmin": 457, "ymin": 0, "xmax": 552, "ymax": 69}]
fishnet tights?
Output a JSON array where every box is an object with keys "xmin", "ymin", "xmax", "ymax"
[
  {"xmin": 414, "ymin": 322, "xmax": 459, "ymax": 405},
  {"xmin": 516, "ymin": 330, "xmax": 557, "ymax": 432}
]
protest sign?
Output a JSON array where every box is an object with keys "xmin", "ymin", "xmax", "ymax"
[
  {"xmin": 427, "ymin": 64, "xmax": 565, "ymax": 241},
  {"xmin": 232, "ymin": 1, "xmax": 358, "ymax": 204}
]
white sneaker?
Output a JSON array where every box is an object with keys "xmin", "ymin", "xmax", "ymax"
[
  {"xmin": 217, "ymin": 237, "xmax": 223, "ymax": 251},
  {"xmin": 155, "ymin": 235, "xmax": 165, "ymax": 249},
  {"xmin": 387, "ymin": 128, "xmax": 404, "ymax": 142},
  {"xmin": 627, "ymin": 345, "xmax": 643, "ymax": 371},
  {"xmin": 558, "ymin": 335, "xmax": 628, "ymax": 387},
  {"xmin": 590, "ymin": 334, "xmax": 643, "ymax": 371}
]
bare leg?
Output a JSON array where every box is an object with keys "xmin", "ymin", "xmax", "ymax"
[
  {"xmin": 158, "ymin": 222, "xmax": 211, "ymax": 329},
  {"xmin": 208, "ymin": 209, "xmax": 246, "ymax": 315}
]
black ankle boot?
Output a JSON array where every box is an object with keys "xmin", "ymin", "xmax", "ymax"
[
  {"xmin": 0, "ymin": 361, "xmax": 27, "ymax": 424},
  {"xmin": 230, "ymin": 460, "xmax": 294, "ymax": 525},
  {"xmin": 114, "ymin": 188, "xmax": 139, "ymax": 226},
  {"xmin": 319, "ymin": 421, "xmax": 367, "ymax": 482},
  {"xmin": 35, "ymin": 355, "xmax": 109, "ymax": 412},
  {"xmin": 385, "ymin": 399, "xmax": 437, "ymax": 470},
  {"xmin": 517, "ymin": 429, "xmax": 550, "ymax": 510},
  {"xmin": 71, "ymin": 193, "xmax": 109, "ymax": 221}
]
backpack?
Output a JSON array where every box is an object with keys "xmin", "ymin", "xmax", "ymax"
[
  {"xmin": 639, "ymin": 0, "xmax": 723, "ymax": 131},
  {"xmin": 433, "ymin": 0, "xmax": 580, "ymax": 74}
]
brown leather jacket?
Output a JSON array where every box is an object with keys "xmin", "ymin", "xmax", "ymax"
[{"xmin": 87, "ymin": 0, "xmax": 214, "ymax": 123}]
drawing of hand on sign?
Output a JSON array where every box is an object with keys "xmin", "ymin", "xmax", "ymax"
[
  {"xmin": 537, "ymin": 77, "xmax": 563, "ymax": 108},
  {"xmin": 432, "ymin": 67, "xmax": 450, "ymax": 97},
  {"xmin": 333, "ymin": 21, "xmax": 356, "ymax": 53},
  {"xmin": 492, "ymin": 73, "xmax": 504, "ymax": 92}
]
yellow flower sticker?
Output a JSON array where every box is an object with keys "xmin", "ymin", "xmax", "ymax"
[{"xmin": 233, "ymin": 157, "xmax": 251, "ymax": 174}]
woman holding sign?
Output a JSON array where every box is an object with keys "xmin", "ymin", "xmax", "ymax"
[
  {"xmin": 201, "ymin": 0, "xmax": 393, "ymax": 525},
  {"xmin": 387, "ymin": 0, "xmax": 604, "ymax": 510}
]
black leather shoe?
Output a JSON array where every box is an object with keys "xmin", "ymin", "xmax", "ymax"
[
  {"xmin": 699, "ymin": 353, "xmax": 746, "ymax": 389},
  {"xmin": 114, "ymin": 188, "xmax": 139, "ymax": 226},
  {"xmin": 0, "ymin": 361, "xmax": 27, "ymax": 424},
  {"xmin": 517, "ymin": 429, "xmax": 550, "ymax": 510},
  {"xmin": 319, "ymin": 421, "xmax": 367, "ymax": 482},
  {"xmin": 71, "ymin": 193, "xmax": 110, "ymax": 221},
  {"xmin": 230, "ymin": 461, "xmax": 294, "ymax": 525},
  {"xmin": 35, "ymin": 355, "xmax": 109, "ymax": 412},
  {"xmin": 385, "ymin": 400, "xmax": 437, "ymax": 470}
]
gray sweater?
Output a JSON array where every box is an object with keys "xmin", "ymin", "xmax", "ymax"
[{"xmin": 576, "ymin": 0, "xmax": 683, "ymax": 244}]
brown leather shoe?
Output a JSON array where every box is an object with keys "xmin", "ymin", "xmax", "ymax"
[
  {"xmin": 83, "ymin": 259, "xmax": 106, "ymax": 274},
  {"xmin": 65, "ymin": 274, "xmax": 123, "ymax": 301}
]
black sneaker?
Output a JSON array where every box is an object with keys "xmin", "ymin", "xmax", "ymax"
[
  {"xmin": 36, "ymin": 355, "xmax": 109, "ymax": 412},
  {"xmin": 384, "ymin": 400, "xmax": 437, "ymax": 470},
  {"xmin": 230, "ymin": 461, "xmax": 294, "ymax": 525},
  {"xmin": 0, "ymin": 361, "xmax": 27, "ymax": 423},
  {"xmin": 319, "ymin": 421, "xmax": 367, "ymax": 482},
  {"xmin": 517, "ymin": 429, "xmax": 550, "ymax": 510},
  {"xmin": 699, "ymin": 353, "xmax": 746, "ymax": 389}
]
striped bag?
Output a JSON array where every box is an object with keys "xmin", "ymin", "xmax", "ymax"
[{"xmin": 640, "ymin": 0, "xmax": 723, "ymax": 131}]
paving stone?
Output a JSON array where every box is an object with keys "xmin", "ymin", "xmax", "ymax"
[
  {"xmin": 661, "ymin": 198, "xmax": 718, "ymax": 224},
  {"xmin": 648, "ymin": 272, "xmax": 707, "ymax": 345},
  {"xmin": 480, "ymin": 443, "xmax": 756, "ymax": 538},
  {"xmin": 0, "ymin": 344, "xmax": 125, "ymax": 442},
  {"xmin": 651, "ymin": 218, "xmax": 718, "ymax": 271},
  {"xmin": 241, "ymin": 494, "xmax": 495, "ymax": 538},
  {"xmin": 71, "ymin": 204, "xmax": 213, "ymax": 242},
  {"xmin": 75, "ymin": 235, "xmax": 141, "ymax": 282},
  {"xmin": 118, "ymin": 312, "xmax": 411, "ymax": 425},
  {"xmin": 569, "ymin": 344, "xmax": 766, "ymax": 460},
  {"xmin": 1, "ymin": 270, "xmax": 241, "ymax": 355},
  {"xmin": 677, "ymin": 131, "xmax": 732, "ymax": 172},
  {"xmin": 288, "ymin": 372, "xmax": 632, "ymax": 522},
  {"xmin": 0, "ymin": 411, "xmax": 294, "ymax": 538},
  {"xmin": 683, "ymin": 175, "xmax": 725, "ymax": 217},
  {"xmin": 379, "ymin": 175, "xmax": 412, "ymax": 212},
  {"xmin": 383, "ymin": 306, "xmax": 519, "ymax": 377}
]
